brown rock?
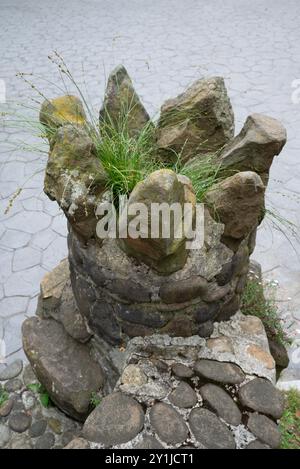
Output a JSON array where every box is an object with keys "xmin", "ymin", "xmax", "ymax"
[{"xmin": 246, "ymin": 344, "xmax": 275, "ymax": 370}]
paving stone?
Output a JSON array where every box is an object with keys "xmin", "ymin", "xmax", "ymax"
[
  {"xmin": 171, "ymin": 362, "xmax": 194, "ymax": 379},
  {"xmin": 247, "ymin": 413, "xmax": 281, "ymax": 449},
  {"xmin": 83, "ymin": 392, "xmax": 144, "ymax": 445},
  {"xmin": 4, "ymin": 211, "xmax": 51, "ymax": 234},
  {"xmin": 189, "ymin": 408, "xmax": 236, "ymax": 449},
  {"xmin": 0, "ymin": 359, "xmax": 23, "ymax": 380},
  {"xmin": 194, "ymin": 359, "xmax": 245, "ymax": 384},
  {"xmin": 13, "ymin": 246, "xmax": 41, "ymax": 272},
  {"xmin": 238, "ymin": 378, "xmax": 285, "ymax": 419},
  {"xmin": 149, "ymin": 402, "xmax": 188, "ymax": 444},
  {"xmin": 169, "ymin": 382, "xmax": 197, "ymax": 408},
  {"xmin": 200, "ymin": 383, "xmax": 242, "ymax": 426},
  {"xmin": 0, "ymin": 230, "xmax": 31, "ymax": 249},
  {"xmin": 9, "ymin": 412, "xmax": 32, "ymax": 433}
]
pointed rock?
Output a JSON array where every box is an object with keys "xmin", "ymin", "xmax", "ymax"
[
  {"xmin": 99, "ymin": 65, "xmax": 150, "ymax": 137},
  {"xmin": 219, "ymin": 113, "xmax": 286, "ymax": 182},
  {"xmin": 22, "ymin": 317, "xmax": 104, "ymax": 421},
  {"xmin": 204, "ymin": 171, "xmax": 265, "ymax": 239},
  {"xmin": 156, "ymin": 77, "xmax": 234, "ymax": 163}
]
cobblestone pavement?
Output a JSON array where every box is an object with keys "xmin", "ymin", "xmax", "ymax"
[{"xmin": 0, "ymin": 0, "xmax": 300, "ymax": 373}]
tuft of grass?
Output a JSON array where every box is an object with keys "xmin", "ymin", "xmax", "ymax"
[
  {"xmin": 241, "ymin": 277, "xmax": 290, "ymax": 347},
  {"xmin": 0, "ymin": 387, "xmax": 9, "ymax": 407},
  {"xmin": 90, "ymin": 392, "xmax": 102, "ymax": 408},
  {"xmin": 27, "ymin": 382, "xmax": 52, "ymax": 408},
  {"xmin": 279, "ymin": 388, "xmax": 300, "ymax": 449}
]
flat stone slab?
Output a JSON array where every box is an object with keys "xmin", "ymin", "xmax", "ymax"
[
  {"xmin": 200, "ymin": 383, "xmax": 242, "ymax": 426},
  {"xmin": 247, "ymin": 413, "xmax": 281, "ymax": 449},
  {"xmin": 22, "ymin": 317, "xmax": 104, "ymax": 421},
  {"xmin": 169, "ymin": 382, "xmax": 197, "ymax": 408},
  {"xmin": 194, "ymin": 359, "xmax": 245, "ymax": 384},
  {"xmin": 83, "ymin": 392, "xmax": 144, "ymax": 445},
  {"xmin": 149, "ymin": 402, "xmax": 189, "ymax": 444},
  {"xmin": 238, "ymin": 377, "xmax": 285, "ymax": 419},
  {"xmin": 189, "ymin": 408, "xmax": 235, "ymax": 449}
]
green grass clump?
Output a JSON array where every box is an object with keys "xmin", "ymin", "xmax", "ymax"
[
  {"xmin": 0, "ymin": 387, "xmax": 9, "ymax": 407},
  {"xmin": 90, "ymin": 392, "xmax": 102, "ymax": 408},
  {"xmin": 27, "ymin": 382, "xmax": 52, "ymax": 408},
  {"xmin": 280, "ymin": 388, "xmax": 300, "ymax": 449},
  {"xmin": 241, "ymin": 278, "xmax": 290, "ymax": 347}
]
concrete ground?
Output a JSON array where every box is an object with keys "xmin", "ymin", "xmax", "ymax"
[{"xmin": 0, "ymin": 0, "xmax": 299, "ymax": 382}]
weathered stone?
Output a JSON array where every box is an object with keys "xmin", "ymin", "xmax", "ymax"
[
  {"xmin": 159, "ymin": 276, "xmax": 208, "ymax": 304},
  {"xmin": 216, "ymin": 294, "xmax": 240, "ymax": 321},
  {"xmin": 107, "ymin": 279, "xmax": 151, "ymax": 303},
  {"xmin": 23, "ymin": 364, "xmax": 39, "ymax": 387},
  {"xmin": 64, "ymin": 437, "xmax": 90, "ymax": 449},
  {"xmin": 22, "ymin": 317, "xmax": 104, "ymax": 420},
  {"xmin": 116, "ymin": 305, "xmax": 168, "ymax": 329},
  {"xmin": 119, "ymin": 169, "xmax": 188, "ymax": 274},
  {"xmin": 200, "ymin": 383, "xmax": 241, "ymax": 426},
  {"xmin": 99, "ymin": 65, "xmax": 151, "ymax": 138},
  {"xmin": 189, "ymin": 408, "xmax": 235, "ymax": 449},
  {"xmin": 246, "ymin": 344, "xmax": 275, "ymax": 370},
  {"xmin": 10, "ymin": 434, "xmax": 33, "ymax": 449},
  {"xmin": 268, "ymin": 338, "xmax": 289, "ymax": 369},
  {"xmin": 22, "ymin": 391, "xmax": 36, "ymax": 410},
  {"xmin": 201, "ymin": 282, "xmax": 231, "ymax": 302},
  {"xmin": 40, "ymin": 95, "xmax": 86, "ymax": 132},
  {"xmin": 0, "ymin": 359, "xmax": 23, "ymax": 381},
  {"xmin": 9, "ymin": 412, "xmax": 31, "ymax": 433},
  {"xmin": 162, "ymin": 314, "xmax": 194, "ymax": 337},
  {"xmin": 245, "ymin": 439, "xmax": 270, "ymax": 449},
  {"xmin": 39, "ymin": 258, "xmax": 69, "ymax": 312},
  {"xmin": 157, "ymin": 77, "xmax": 234, "ymax": 163},
  {"xmin": 89, "ymin": 300, "xmax": 122, "ymax": 345},
  {"xmin": 149, "ymin": 402, "xmax": 188, "ymax": 444},
  {"xmin": 83, "ymin": 392, "xmax": 144, "ymax": 445},
  {"xmin": 193, "ymin": 302, "xmax": 220, "ymax": 324},
  {"xmin": 169, "ymin": 382, "xmax": 197, "ymax": 408},
  {"xmin": 171, "ymin": 363, "xmax": 194, "ymax": 379},
  {"xmin": 204, "ymin": 171, "xmax": 265, "ymax": 240},
  {"xmin": 207, "ymin": 336, "xmax": 234, "ymax": 354},
  {"xmin": 194, "ymin": 359, "xmax": 245, "ymax": 384},
  {"xmin": 197, "ymin": 320, "xmax": 214, "ymax": 338},
  {"xmin": 0, "ymin": 399, "xmax": 14, "ymax": 417},
  {"xmin": 121, "ymin": 365, "xmax": 148, "ymax": 387},
  {"xmin": 35, "ymin": 432, "xmax": 55, "ymax": 450},
  {"xmin": 48, "ymin": 418, "xmax": 62, "ymax": 435},
  {"xmin": 134, "ymin": 435, "xmax": 163, "ymax": 449},
  {"xmin": 0, "ymin": 424, "xmax": 11, "ymax": 447},
  {"xmin": 29, "ymin": 419, "xmax": 47, "ymax": 438},
  {"xmin": 247, "ymin": 413, "xmax": 281, "ymax": 449},
  {"xmin": 4, "ymin": 378, "xmax": 23, "ymax": 393},
  {"xmin": 239, "ymin": 316, "xmax": 264, "ymax": 335},
  {"xmin": 238, "ymin": 378, "xmax": 285, "ymax": 419},
  {"xmin": 219, "ymin": 113, "xmax": 286, "ymax": 179}
]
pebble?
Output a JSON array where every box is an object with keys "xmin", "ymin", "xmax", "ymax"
[
  {"xmin": 169, "ymin": 382, "xmax": 197, "ymax": 408},
  {"xmin": 35, "ymin": 432, "xmax": 55, "ymax": 449},
  {"xmin": 0, "ymin": 424, "xmax": 11, "ymax": 447},
  {"xmin": 29, "ymin": 419, "xmax": 47, "ymax": 438},
  {"xmin": 48, "ymin": 418, "xmax": 62, "ymax": 435},
  {"xmin": 171, "ymin": 363, "xmax": 194, "ymax": 379},
  {"xmin": 247, "ymin": 413, "xmax": 281, "ymax": 449},
  {"xmin": 9, "ymin": 412, "xmax": 32, "ymax": 433},
  {"xmin": 0, "ymin": 399, "xmax": 14, "ymax": 417},
  {"xmin": 149, "ymin": 402, "xmax": 188, "ymax": 445},
  {"xmin": 194, "ymin": 359, "xmax": 245, "ymax": 384},
  {"xmin": 64, "ymin": 437, "xmax": 90, "ymax": 449},
  {"xmin": 0, "ymin": 360, "xmax": 23, "ymax": 381},
  {"xmin": 4, "ymin": 379, "xmax": 23, "ymax": 393},
  {"xmin": 189, "ymin": 408, "xmax": 236, "ymax": 449},
  {"xmin": 200, "ymin": 383, "xmax": 242, "ymax": 426},
  {"xmin": 238, "ymin": 378, "xmax": 285, "ymax": 419}
]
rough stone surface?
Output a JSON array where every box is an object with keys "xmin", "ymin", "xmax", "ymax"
[
  {"xmin": 156, "ymin": 76, "xmax": 234, "ymax": 163},
  {"xmin": 0, "ymin": 424, "xmax": 11, "ymax": 447},
  {"xmin": 246, "ymin": 344, "xmax": 275, "ymax": 370},
  {"xmin": 171, "ymin": 363, "xmax": 194, "ymax": 379},
  {"xmin": 169, "ymin": 382, "xmax": 197, "ymax": 408},
  {"xmin": 194, "ymin": 359, "xmax": 245, "ymax": 384},
  {"xmin": 83, "ymin": 392, "xmax": 144, "ymax": 445},
  {"xmin": 99, "ymin": 64, "xmax": 151, "ymax": 137},
  {"xmin": 245, "ymin": 439, "xmax": 270, "ymax": 449},
  {"xmin": 238, "ymin": 378, "xmax": 285, "ymax": 419},
  {"xmin": 22, "ymin": 317, "xmax": 104, "ymax": 420},
  {"xmin": 204, "ymin": 171, "xmax": 265, "ymax": 240},
  {"xmin": 120, "ymin": 365, "xmax": 148, "ymax": 387},
  {"xmin": 9, "ymin": 412, "xmax": 32, "ymax": 433},
  {"xmin": 200, "ymin": 383, "xmax": 242, "ymax": 426},
  {"xmin": 149, "ymin": 402, "xmax": 189, "ymax": 444},
  {"xmin": 0, "ymin": 399, "xmax": 14, "ymax": 417},
  {"xmin": 268, "ymin": 339, "xmax": 289, "ymax": 369},
  {"xmin": 0, "ymin": 360, "xmax": 23, "ymax": 381},
  {"xmin": 134, "ymin": 435, "xmax": 163, "ymax": 449},
  {"xmin": 247, "ymin": 413, "xmax": 281, "ymax": 449},
  {"xmin": 64, "ymin": 437, "xmax": 90, "ymax": 449},
  {"xmin": 34, "ymin": 432, "xmax": 55, "ymax": 449},
  {"xmin": 189, "ymin": 408, "xmax": 236, "ymax": 449}
]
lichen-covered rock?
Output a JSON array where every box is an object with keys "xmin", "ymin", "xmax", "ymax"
[
  {"xmin": 219, "ymin": 113, "xmax": 286, "ymax": 183},
  {"xmin": 22, "ymin": 317, "xmax": 104, "ymax": 421},
  {"xmin": 156, "ymin": 77, "xmax": 234, "ymax": 163},
  {"xmin": 40, "ymin": 95, "xmax": 86, "ymax": 133},
  {"xmin": 99, "ymin": 65, "xmax": 151, "ymax": 137},
  {"xmin": 204, "ymin": 171, "xmax": 265, "ymax": 240}
]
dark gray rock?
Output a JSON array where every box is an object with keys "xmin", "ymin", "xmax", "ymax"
[
  {"xmin": 159, "ymin": 276, "xmax": 208, "ymax": 304},
  {"xmin": 29, "ymin": 419, "xmax": 47, "ymax": 438},
  {"xmin": 200, "ymin": 383, "xmax": 242, "ymax": 426},
  {"xmin": 149, "ymin": 402, "xmax": 189, "ymax": 444},
  {"xmin": 116, "ymin": 304, "xmax": 168, "ymax": 329},
  {"xmin": 194, "ymin": 359, "xmax": 245, "ymax": 384},
  {"xmin": 4, "ymin": 378, "xmax": 23, "ymax": 393},
  {"xmin": 35, "ymin": 432, "xmax": 55, "ymax": 449},
  {"xmin": 247, "ymin": 413, "xmax": 281, "ymax": 449},
  {"xmin": 245, "ymin": 439, "xmax": 270, "ymax": 449},
  {"xmin": 89, "ymin": 300, "xmax": 122, "ymax": 345},
  {"xmin": 169, "ymin": 382, "xmax": 197, "ymax": 408},
  {"xmin": 268, "ymin": 339, "xmax": 289, "ymax": 369},
  {"xmin": 215, "ymin": 261, "xmax": 234, "ymax": 286},
  {"xmin": 171, "ymin": 363, "xmax": 194, "ymax": 379},
  {"xmin": 107, "ymin": 279, "xmax": 151, "ymax": 303},
  {"xmin": 202, "ymin": 283, "xmax": 231, "ymax": 303},
  {"xmin": 0, "ymin": 399, "xmax": 14, "ymax": 417},
  {"xmin": 238, "ymin": 378, "xmax": 285, "ymax": 419},
  {"xmin": 83, "ymin": 392, "xmax": 144, "ymax": 445},
  {"xmin": 9, "ymin": 412, "xmax": 31, "ymax": 433},
  {"xmin": 197, "ymin": 320, "xmax": 214, "ymax": 338},
  {"xmin": 64, "ymin": 437, "xmax": 90, "ymax": 449},
  {"xmin": 134, "ymin": 435, "xmax": 164, "ymax": 449},
  {"xmin": 0, "ymin": 424, "xmax": 11, "ymax": 447},
  {"xmin": 193, "ymin": 302, "xmax": 220, "ymax": 324},
  {"xmin": 0, "ymin": 360, "xmax": 23, "ymax": 381},
  {"xmin": 22, "ymin": 364, "xmax": 39, "ymax": 387},
  {"xmin": 22, "ymin": 317, "xmax": 104, "ymax": 421},
  {"xmin": 189, "ymin": 408, "xmax": 235, "ymax": 449}
]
